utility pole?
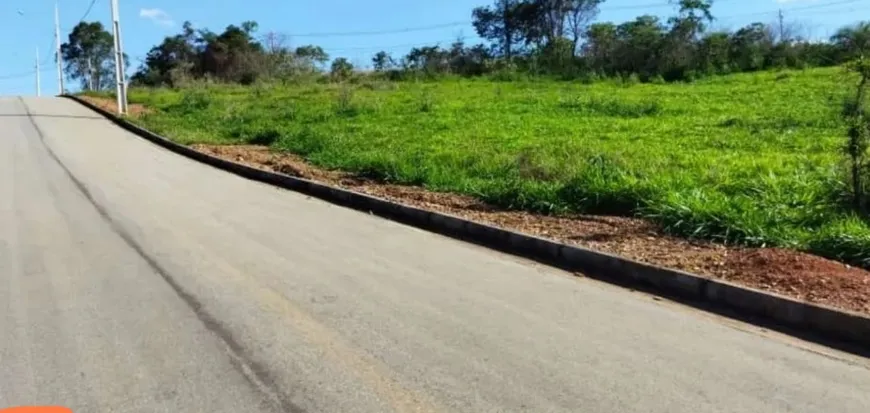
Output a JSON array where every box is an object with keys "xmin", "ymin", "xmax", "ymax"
[
  {"xmin": 109, "ymin": 0, "xmax": 128, "ymax": 114},
  {"xmin": 55, "ymin": 2, "xmax": 64, "ymax": 95},
  {"xmin": 35, "ymin": 48, "xmax": 41, "ymax": 97},
  {"xmin": 87, "ymin": 59, "xmax": 94, "ymax": 91},
  {"xmin": 778, "ymin": 9, "xmax": 786, "ymax": 44}
]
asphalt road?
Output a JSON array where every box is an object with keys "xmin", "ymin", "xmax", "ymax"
[{"xmin": 1, "ymin": 96, "xmax": 868, "ymax": 413}]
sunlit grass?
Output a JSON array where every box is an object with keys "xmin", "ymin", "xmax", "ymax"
[{"xmin": 124, "ymin": 67, "xmax": 870, "ymax": 267}]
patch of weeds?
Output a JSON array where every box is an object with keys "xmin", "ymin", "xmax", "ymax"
[
  {"xmin": 278, "ymin": 126, "xmax": 327, "ymax": 156},
  {"xmin": 650, "ymin": 75, "xmax": 667, "ymax": 85},
  {"xmin": 620, "ymin": 73, "xmax": 641, "ymax": 87},
  {"xmin": 176, "ymin": 88, "xmax": 211, "ymax": 113},
  {"xmin": 718, "ymin": 117, "xmax": 749, "ymax": 128},
  {"xmin": 334, "ymin": 85, "xmax": 359, "ymax": 117},
  {"xmin": 360, "ymin": 81, "xmax": 397, "ymax": 91},
  {"xmin": 560, "ymin": 96, "xmax": 662, "ymax": 118},
  {"xmin": 515, "ymin": 149, "xmax": 556, "ymax": 181},
  {"xmin": 719, "ymin": 116, "xmax": 836, "ymax": 130},
  {"xmin": 246, "ymin": 128, "xmax": 282, "ymax": 145},
  {"xmin": 419, "ymin": 90, "xmax": 436, "ymax": 113}
]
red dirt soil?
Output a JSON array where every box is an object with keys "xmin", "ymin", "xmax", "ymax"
[
  {"xmin": 79, "ymin": 95, "xmax": 148, "ymax": 117},
  {"xmin": 191, "ymin": 144, "xmax": 870, "ymax": 315}
]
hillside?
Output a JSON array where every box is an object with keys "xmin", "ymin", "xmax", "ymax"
[{"xmin": 108, "ymin": 67, "xmax": 869, "ymax": 269}]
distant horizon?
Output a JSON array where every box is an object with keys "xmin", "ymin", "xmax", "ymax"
[{"xmin": 1, "ymin": 0, "xmax": 865, "ymax": 95}]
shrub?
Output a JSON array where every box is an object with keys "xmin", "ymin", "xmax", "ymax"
[
  {"xmin": 334, "ymin": 85, "xmax": 358, "ymax": 116},
  {"xmin": 418, "ymin": 90, "xmax": 436, "ymax": 113},
  {"xmin": 177, "ymin": 88, "xmax": 211, "ymax": 113},
  {"xmin": 331, "ymin": 58, "xmax": 354, "ymax": 81}
]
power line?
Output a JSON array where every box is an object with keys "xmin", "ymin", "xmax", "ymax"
[
  {"xmin": 783, "ymin": 0, "xmax": 861, "ymax": 12},
  {"xmin": 805, "ymin": 6, "xmax": 870, "ymax": 16},
  {"xmin": 602, "ymin": 0, "xmax": 732, "ymax": 11},
  {"xmin": 275, "ymin": 0, "xmax": 830, "ymax": 39},
  {"xmin": 52, "ymin": 0, "xmax": 102, "ymax": 65},
  {"xmin": 719, "ymin": 0, "xmax": 862, "ymax": 19},
  {"xmin": 326, "ymin": 36, "xmax": 486, "ymax": 52},
  {"xmin": 284, "ymin": 21, "xmax": 471, "ymax": 38},
  {"xmin": 79, "ymin": 0, "xmax": 99, "ymax": 22},
  {"xmin": 280, "ymin": 1, "xmax": 703, "ymax": 37},
  {"xmin": 0, "ymin": 67, "xmax": 54, "ymax": 82}
]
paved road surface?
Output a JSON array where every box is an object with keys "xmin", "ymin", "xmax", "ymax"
[{"xmin": 1, "ymin": 97, "xmax": 868, "ymax": 412}]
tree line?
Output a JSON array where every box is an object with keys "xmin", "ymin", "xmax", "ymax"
[{"xmin": 60, "ymin": 0, "xmax": 870, "ymax": 89}]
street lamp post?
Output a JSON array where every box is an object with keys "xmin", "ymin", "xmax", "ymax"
[
  {"xmin": 55, "ymin": 2, "xmax": 64, "ymax": 95},
  {"xmin": 35, "ymin": 47, "xmax": 41, "ymax": 97},
  {"xmin": 109, "ymin": 0, "xmax": 128, "ymax": 114}
]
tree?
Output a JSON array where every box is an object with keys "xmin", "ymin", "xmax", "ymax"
[
  {"xmin": 729, "ymin": 23, "xmax": 773, "ymax": 72},
  {"xmin": 842, "ymin": 58, "xmax": 870, "ymax": 212},
  {"xmin": 660, "ymin": 0, "xmax": 714, "ymax": 79},
  {"xmin": 565, "ymin": 0, "xmax": 604, "ymax": 52},
  {"xmin": 473, "ymin": 0, "xmax": 527, "ymax": 59},
  {"xmin": 670, "ymin": 0, "xmax": 714, "ymax": 37},
  {"xmin": 404, "ymin": 46, "xmax": 451, "ymax": 75},
  {"xmin": 531, "ymin": 0, "xmax": 568, "ymax": 46},
  {"xmin": 127, "ymin": 3, "xmax": 870, "ymax": 85},
  {"xmin": 241, "ymin": 21, "xmax": 259, "ymax": 35},
  {"xmin": 614, "ymin": 15, "xmax": 666, "ymax": 79},
  {"xmin": 832, "ymin": 22, "xmax": 870, "ymax": 61},
  {"xmin": 330, "ymin": 57, "xmax": 353, "ymax": 80},
  {"xmin": 295, "ymin": 45, "xmax": 329, "ymax": 71},
  {"xmin": 583, "ymin": 22, "xmax": 618, "ymax": 74},
  {"xmin": 131, "ymin": 21, "xmax": 198, "ymax": 87},
  {"xmin": 695, "ymin": 31, "xmax": 731, "ymax": 74},
  {"xmin": 200, "ymin": 23, "xmax": 264, "ymax": 83},
  {"xmin": 330, "ymin": 58, "xmax": 354, "ymax": 80},
  {"xmin": 536, "ymin": 37, "xmax": 576, "ymax": 75},
  {"xmin": 61, "ymin": 22, "xmax": 126, "ymax": 91},
  {"xmin": 372, "ymin": 51, "xmax": 394, "ymax": 72},
  {"xmin": 528, "ymin": 0, "xmax": 602, "ymax": 50},
  {"xmin": 260, "ymin": 32, "xmax": 295, "ymax": 79}
]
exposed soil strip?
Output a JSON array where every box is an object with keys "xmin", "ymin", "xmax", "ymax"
[{"xmin": 193, "ymin": 144, "xmax": 870, "ymax": 315}]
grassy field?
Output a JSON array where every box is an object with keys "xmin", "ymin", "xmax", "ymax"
[{"xmin": 111, "ymin": 67, "xmax": 870, "ymax": 267}]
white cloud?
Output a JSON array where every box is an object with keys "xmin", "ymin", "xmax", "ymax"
[{"xmin": 139, "ymin": 8, "xmax": 174, "ymax": 27}]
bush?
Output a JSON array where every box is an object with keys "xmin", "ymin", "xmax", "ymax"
[
  {"xmin": 331, "ymin": 58, "xmax": 354, "ymax": 82},
  {"xmin": 808, "ymin": 218, "xmax": 870, "ymax": 267},
  {"xmin": 418, "ymin": 90, "xmax": 435, "ymax": 113},
  {"xmin": 177, "ymin": 88, "xmax": 211, "ymax": 112},
  {"xmin": 334, "ymin": 85, "xmax": 358, "ymax": 116},
  {"xmin": 239, "ymin": 72, "xmax": 259, "ymax": 86},
  {"xmin": 246, "ymin": 127, "xmax": 282, "ymax": 145},
  {"xmin": 622, "ymin": 73, "xmax": 641, "ymax": 87}
]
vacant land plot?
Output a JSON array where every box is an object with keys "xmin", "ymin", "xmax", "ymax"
[{"xmin": 115, "ymin": 67, "xmax": 869, "ymax": 268}]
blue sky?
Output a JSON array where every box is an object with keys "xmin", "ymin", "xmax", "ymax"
[{"xmin": 0, "ymin": 0, "xmax": 866, "ymax": 95}]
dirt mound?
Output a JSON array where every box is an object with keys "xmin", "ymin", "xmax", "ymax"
[{"xmin": 726, "ymin": 249, "xmax": 870, "ymax": 313}]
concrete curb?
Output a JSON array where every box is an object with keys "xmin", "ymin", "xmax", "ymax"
[{"xmin": 66, "ymin": 94, "xmax": 870, "ymax": 349}]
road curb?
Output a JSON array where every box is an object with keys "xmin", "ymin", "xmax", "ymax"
[{"xmin": 65, "ymin": 94, "xmax": 870, "ymax": 349}]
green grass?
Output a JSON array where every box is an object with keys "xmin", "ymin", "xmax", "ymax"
[{"xmin": 122, "ymin": 68, "xmax": 870, "ymax": 268}]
